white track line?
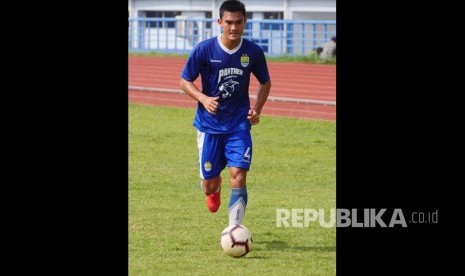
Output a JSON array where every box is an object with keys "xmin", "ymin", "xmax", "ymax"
[{"xmin": 128, "ymin": 85, "xmax": 336, "ymax": 106}]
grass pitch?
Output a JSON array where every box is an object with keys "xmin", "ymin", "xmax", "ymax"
[{"xmin": 129, "ymin": 105, "xmax": 336, "ymax": 275}]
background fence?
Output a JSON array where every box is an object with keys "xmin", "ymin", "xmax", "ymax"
[{"xmin": 128, "ymin": 18, "xmax": 336, "ymax": 56}]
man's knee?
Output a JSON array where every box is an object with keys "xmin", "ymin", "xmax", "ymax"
[
  {"xmin": 229, "ymin": 168, "xmax": 247, "ymax": 188},
  {"xmin": 202, "ymin": 176, "xmax": 222, "ymax": 195}
]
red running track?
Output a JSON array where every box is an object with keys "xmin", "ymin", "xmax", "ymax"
[{"xmin": 129, "ymin": 56, "xmax": 335, "ymax": 121}]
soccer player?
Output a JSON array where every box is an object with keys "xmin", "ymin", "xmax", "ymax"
[{"xmin": 180, "ymin": 0, "xmax": 271, "ymax": 226}]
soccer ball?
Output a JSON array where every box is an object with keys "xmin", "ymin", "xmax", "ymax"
[{"xmin": 220, "ymin": 224, "xmax": 253, "ymax": 257}]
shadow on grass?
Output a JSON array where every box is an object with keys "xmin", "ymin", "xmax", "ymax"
[
  {"xmin": 256, "ymin": 240, "xmax": 335, "ymax": 253},
  {"xmin": 245, "ymin": 256, "xmax": 267, "ymax": 259}
]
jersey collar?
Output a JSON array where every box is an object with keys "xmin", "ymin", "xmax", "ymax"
[{"xmin": 217, "ymin": 35, "xmax": 243, "ymax": 55}]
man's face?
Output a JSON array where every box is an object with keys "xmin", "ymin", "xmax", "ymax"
[{"xmin": 218, "ymin": 11, "xmax": 246, "ymax": 42}]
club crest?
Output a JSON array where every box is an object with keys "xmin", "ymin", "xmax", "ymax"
[
  {"xmin": 240, "ymin": 54, "xmax": 249, "ymax": 67},
  {"xmin": 204, "ymin": 161, "xmax": 212, "ymax": 172}
]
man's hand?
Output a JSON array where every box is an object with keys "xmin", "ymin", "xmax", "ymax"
[
  {"xmin": 248, "ymin": 109, "xmax": 260, "ymax": 125},
  {"xmin": 201, "ymin": 96, "xmax": 220, "ymax": 115}
]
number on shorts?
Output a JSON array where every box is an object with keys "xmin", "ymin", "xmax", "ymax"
[{"xmin": 244, "ymin": 147, "xmax": 251, "ymax": 160}]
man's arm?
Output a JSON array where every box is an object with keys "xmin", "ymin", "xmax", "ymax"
[
  {"xmin": 180, "ymin": 78, "xmax": 219, "ymax": 115},
  {"xmin": 248, "ymin": 80, "xmax": 271, "ymax": 125}
]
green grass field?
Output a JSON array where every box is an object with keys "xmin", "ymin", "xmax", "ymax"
[{"xmin": 129, "ymin": 104, "xmax": 336, "ymax": 275}]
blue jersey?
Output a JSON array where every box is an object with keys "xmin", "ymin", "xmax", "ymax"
[{"xmin": 181, "ymin": 36, "xmax": 270, "ymax": 134}]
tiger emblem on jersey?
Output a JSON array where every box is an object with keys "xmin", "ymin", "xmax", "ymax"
[{"xmin": 219, "ymin": 79, "xmax": 239, "ymax": 98}]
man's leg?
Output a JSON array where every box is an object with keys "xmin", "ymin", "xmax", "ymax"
[
  {"xmin": 203, "ymin": 176, "xmax": 222, "ymax": 213},
  {"xmin": 225, "ymin": 130, "xmax": 252, "ymax": 225},
  {"xmin": 197, "ymin": 130, "xmax": 226, "ymax": 213},
  {"xmin": 228, "ymin": 168, "xmax": 248, "ymax": 225}
]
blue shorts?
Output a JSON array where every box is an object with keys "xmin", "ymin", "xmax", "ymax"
[{"xmin": 197, "ymin": 130, "xmax": 252, "ymax": 179}]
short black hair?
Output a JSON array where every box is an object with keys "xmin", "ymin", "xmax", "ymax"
[{"xmin": 219, "ymin": 0, "xmax": 246, "ymax": 19}]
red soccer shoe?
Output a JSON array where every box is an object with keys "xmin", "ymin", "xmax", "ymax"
[{"xmin": 206, "ymin": 187, "xmax": 221, "ymax": 213}]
